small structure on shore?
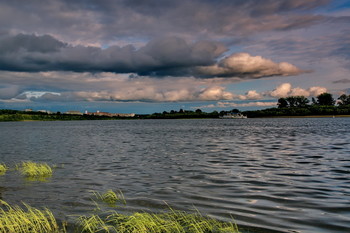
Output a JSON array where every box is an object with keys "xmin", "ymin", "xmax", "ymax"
[
  {"xmin": 85, "ymin": 111, "xmax": 135, "ymax": 117},
  {"xmin": 220, "ymin": 112, "xmax": 247, "ymax": 119}
]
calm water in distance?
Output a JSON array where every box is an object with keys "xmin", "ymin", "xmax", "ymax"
[{"xmin": 0, "ymin": 118, "xmax": 349, "ymax": 232}]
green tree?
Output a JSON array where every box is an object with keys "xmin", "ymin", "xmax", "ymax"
[
  {"xmin": 195, "ymin": 109, "xmax": 202, "ymax": 113},
  {"xmin": 294, "ymin": 96, "xmax": 309, "ymax": 107},
  {"xmin": 311, "ymin": 97, "xmax": 317, "ymax": 105},
  {"xmin": 286, "ymin": 96, "xmax": 297, "ymax": 107},
  {"xmin": 316, "ymin": 93, "xmax": 335, "ymax": 106},
  {"xmin": 277, "ymin": 98, "xmax": 288, "ymax": 108},
  {"xmin": 338, "ymin": 94, "xmax": 350, "ymax": 106}
]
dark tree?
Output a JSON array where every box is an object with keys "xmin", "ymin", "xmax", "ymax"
[
  {"xmin": 316, "ymin": 93, "xmax": 335, "ymax": 106},
  {"xmin": 195, "ymin": 109, "xmax": 202, "ymax": 113},
  {"xmin": 338, "ymin": 94, "xmax": 350, "ymax": 106},
  {"xmin": 277, "ymin": 98, "xmax": 288, "ymax": 108},
  {"xmin": 312, "ymin": 97, "xmax": 317, "ymax": 105},
  {"xmin": 294, "ymin": 96, "xmax": 309, "ymax": 107},
  {"xmin": 231, "ymin": 109, "xmax": 240, "ymax": 113},
  {"xmin": 286, "ymin": 96, "xmax": 297, "ymax": 108}
]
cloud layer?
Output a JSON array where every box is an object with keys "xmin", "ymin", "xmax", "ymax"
[
  {"xmin": 2, "ymin": 69, "xmax": 327, "ymax": 105},
  {"xmin": 0, "ymin": 34, "xmax": 305, "ymax": 80},
  {"xmin": 0, "ymin": 0, "xmax": 329, "ymax": 45}
]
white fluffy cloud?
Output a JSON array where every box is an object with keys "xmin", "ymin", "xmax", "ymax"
[
  {"xmin": 239, "ymin": 90, "xmax": 262, "ymax": 100},
  {"xmin": 268, "ymin": 83, "xmax": 327, "ymax": 98},
  {"xmin": 269, "ymin": 83, "xmax": 293, "ymax": 97},
  {"xmin": 217, "ymin": 101, "xmax": 277, "ymax": 108},
  {"xmin": 194, "ymin": 101, "xmax": 278, "ymax": 109},
  {"xmin": 66, "ymin": 86, "xmax": 235, "ymax": 102},
  {"xmin": 66, "ymin": 82, "xmax": 327, "ymax": 102},
  {"xmin": 3, "ymin": 69, "xmax": 328, "ymax": 104},
  {"xmin": 197, "ymin": 86, "xmax": 234, "ymax": 101},
  {"xmin": 308, "ymin": 86, "xmax": 328, "ymax": 97},
  {"xmin": 197, "ymin": 53, "xmax": 304, "ymax": 78}
]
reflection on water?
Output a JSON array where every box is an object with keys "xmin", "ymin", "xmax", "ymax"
[{"xmin": 0, "ymin": 118, "xmax": 350, "ymax": 232}]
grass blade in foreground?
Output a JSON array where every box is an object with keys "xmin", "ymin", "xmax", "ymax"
[
  {"xmin": 0, "ymin": 200, "xmax": 61, "ymax": 233},
  {"xmin": 77, "ymin": 209, "xmax": 240, "ymax": 233}
]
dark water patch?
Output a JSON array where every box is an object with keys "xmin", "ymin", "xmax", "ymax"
[
  {"xmin": 331, "ymin": 169, "xmax": 350, "ymax": 174},
  {"xmin": 330, "ymin": 146, "xmax": 344, "ymax": 150}
]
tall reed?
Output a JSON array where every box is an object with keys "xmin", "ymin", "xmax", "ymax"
[
  {"xmin": 0, "ymin": 200, "xmax": 61, "ymax": 233},
  {"xmin": 17, "ymin": 161, "xmax": 53, "ymax": 179},
  {"xmin": 92, "ymin": 190, "xmax": 126, "ymax": 206},
  {"xmin": 77, "ymin": 209, "xmax": 240, "ymax": 233}
]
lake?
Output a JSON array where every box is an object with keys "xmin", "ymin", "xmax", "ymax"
[{"xmin": 0, "ymin": 118, "xmax": 349, "ymax": 232}]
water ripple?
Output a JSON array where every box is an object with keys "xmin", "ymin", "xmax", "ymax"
[{"xmin": 1, "ymin": 118, "xmax": 350, "ymax": 233}]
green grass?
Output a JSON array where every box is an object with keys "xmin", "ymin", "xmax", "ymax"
[
  {"xmin": 76, "ymin": 209, "xmax": 240, "ymax": 233},
  {"xmin": 0, "ymin": 194, "xmax": 240, "ymax": 233},
  {"xmin": 92, "ymin": 190, "xmax": 126, "ymax": 206},
  {"xmin": 76, "ymin": 214, "xmax": 114, "ymax": 233},
  {"xmin": 0, "ymin": 200, "xmax": 62, "ymax": 233},
  {"xmin": 0, "ymin": 164, "xmax": 7, "ymax": 175},
  {"xmin": 17, "ymin": 161, "xmax": 53, "ymax": 179},
  {"xmin": 0, "ymin": 163, "xmax": 240, "ymax": 233}
]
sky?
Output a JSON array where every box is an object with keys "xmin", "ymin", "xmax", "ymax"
[{"xmin": 0, "ymin": 0, "xmax": 349, "ymax": 114}]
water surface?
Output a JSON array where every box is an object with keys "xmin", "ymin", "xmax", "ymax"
[{"xmin": 0, "ymin": 118, "xmax": 349, "ymax": 232}]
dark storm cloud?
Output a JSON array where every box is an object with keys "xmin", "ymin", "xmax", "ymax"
[
  {"xmin": 0, "ymin": 0, "xmax": 330, "ymax": 44},
  {"xmin": 0, "ymin": 34, "xmax": 226, "ymax": 75},
  {"xmin": 0, "ymin": 34, "xmax": 65, "ymax": 53}
]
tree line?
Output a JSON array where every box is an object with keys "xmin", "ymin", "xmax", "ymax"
[
  {"xmin": 244, "ymin": 93, "xmax": 350, "ymax": 118},
  {"xmin": 277, "ymin": 93, "xmax": 350, "ymax": 108}
]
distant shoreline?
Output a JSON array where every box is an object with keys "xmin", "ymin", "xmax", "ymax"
[
  {"xmin": 1, "ymin": 114, "xmax": 350, "ymax": 122},
  {"xmin": 1, "ymin": 108, "xmax": 350, "ymax": 122}
]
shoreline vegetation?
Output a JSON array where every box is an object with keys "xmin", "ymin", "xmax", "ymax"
[
  {"xmin": 1, "ymin": 107, "xmax": 350, "ymax": 122},
  {"xmin": 0, "ymin": 162, "xmax": 240, "ymax": 233},
  {"xmin": 0, "ymin": 93, "xmax": 350, "ymax": 121},
  {"xmin": 1, "ymin": 93, "xmax": 350, "ymax": 121}
]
